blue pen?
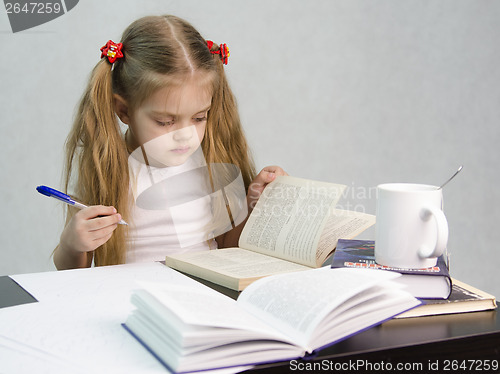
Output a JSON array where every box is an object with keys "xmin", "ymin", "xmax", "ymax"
[{"xmin": 36, "ymin": 185, "xmax": 128, "ymax": 225}]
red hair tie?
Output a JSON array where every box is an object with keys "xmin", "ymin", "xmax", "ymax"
[
  {"xmin": 100, "ymin": 40, "xmax": 124, "ymax": 64},
  {"xmin": 207, "ymin": 40, "xmax": 229, "ymax": 65}
]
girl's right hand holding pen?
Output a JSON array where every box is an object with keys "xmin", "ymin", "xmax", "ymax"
[{"xmin": 59, "ymin": 205, "xmax": 123, "ymax": 254}]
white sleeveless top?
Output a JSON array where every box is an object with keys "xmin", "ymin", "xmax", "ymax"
[{"xmin": 125, "ymin": 148, "xmax": 217, "ymax": 263}]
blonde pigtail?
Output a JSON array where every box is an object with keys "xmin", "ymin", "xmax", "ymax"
[{"xmin": 64, "ymin": 59, "xmax": 130, "ymax": 265}]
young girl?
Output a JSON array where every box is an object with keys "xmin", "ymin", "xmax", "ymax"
[{"xmin": 53, "ymin": 15, "xmax": 286, "ymax": 269}]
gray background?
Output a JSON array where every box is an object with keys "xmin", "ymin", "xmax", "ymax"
[{"xmin": 1, "ymin": 0, "xmax": 499, "ymax": 298}]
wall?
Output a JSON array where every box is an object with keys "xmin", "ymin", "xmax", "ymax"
[{"xmin": 1, "ymin": 0, "xmax": 499, "ymax": 297}]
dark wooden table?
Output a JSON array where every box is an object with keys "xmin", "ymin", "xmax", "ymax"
[{"xmin": 244, "ymin": 310, "xmax": 500, "ymax": 373}]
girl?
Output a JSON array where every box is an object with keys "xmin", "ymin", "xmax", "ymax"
[{"xmin": 53, "ymin": 15, "xmax": 286, "ymax": 270}]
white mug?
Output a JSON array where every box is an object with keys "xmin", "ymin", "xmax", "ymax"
[{"xmin": 375, "ymin": 183, "xmax": 448, "ymax": 269}]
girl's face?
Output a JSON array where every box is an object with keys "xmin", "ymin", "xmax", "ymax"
[{"xmin": 125, "ymin": 78, "xmax": 212, "ymax": 167}]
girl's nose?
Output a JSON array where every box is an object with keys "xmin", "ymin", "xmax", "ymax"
[{"xmin": 172, "ymin": 125, "xmax": 193, "ymax": 141}]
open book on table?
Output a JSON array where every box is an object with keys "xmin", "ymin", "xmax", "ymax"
[
  {"xmin": 123, "ymin": 267, "xmax": 420, "ymax": 373},
  {"xmin": 165, "ymin": 175, "xmax": 376, "ymax": 290}
]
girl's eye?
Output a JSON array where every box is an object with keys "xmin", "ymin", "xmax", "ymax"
[
  {"xmin": 194, "ymin": 116, "xmax": 207, "ymax": 123},
  {"xmin": 156, "ymin": 119, "xmax": 174, "ymax": 127}
]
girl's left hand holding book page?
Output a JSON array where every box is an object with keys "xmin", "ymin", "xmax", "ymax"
[
  {"xmin": 247, "ymin": 166, "xmax": 288, "ymax": 210},
  {"xmin": 54, "ymin": 205, "xmax": 123, "ymax": 270},
  {"xmin": 215, "ymin": 166, "xmax": 288, "ymax": 249}
]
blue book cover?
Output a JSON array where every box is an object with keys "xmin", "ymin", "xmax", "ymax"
[{"xmin": 331, "ymin": 239, "xmax": 452, "ymax": 299}]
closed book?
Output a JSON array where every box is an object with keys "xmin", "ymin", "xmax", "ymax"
[
  {"xmin": 331, "ymin": 239, "xmax": 452, "ymax": 299},
  {"xmin": 396, "ymin": 278, "xmax": 497, "ymax": 318}
]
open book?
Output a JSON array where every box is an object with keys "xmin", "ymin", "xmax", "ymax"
[
  {"xmin": 165, "ymin": 176, "xmax": 376, "ymax": 290},
  {"xmin": 124, "ymin": 267, "xmax": 419, "ymax": 373}
]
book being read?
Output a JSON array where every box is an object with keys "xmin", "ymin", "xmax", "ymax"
[
  {"xmin": 123, "ymin": 267, "xmax": 420, "ymax": 373},
  {"xmin": 165, "ymin": 176, "xmax": 376, "ymax": 290}
]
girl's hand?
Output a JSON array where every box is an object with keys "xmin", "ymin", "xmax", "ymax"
[
  {"xmin": 247, "ymin": 166, "xmax": 288, "ymax": 210},
  {"xmin": 59, "ymin": 205, "xmax": 123, "ymax": 254}
]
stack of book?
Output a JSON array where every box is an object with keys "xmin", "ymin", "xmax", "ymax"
[{"xmin": 331, "ymin": 239, "xmax": 496, "ymax": 318}]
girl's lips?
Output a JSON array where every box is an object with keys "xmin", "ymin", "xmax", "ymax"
[{"xmin": 171, "ymin": 146, "xmax": 190, "ymax": 154}]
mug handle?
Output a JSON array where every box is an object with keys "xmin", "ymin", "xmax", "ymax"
[{"xmin": 418, "ymin": 206, "xmax": 449, "ymax": 259}]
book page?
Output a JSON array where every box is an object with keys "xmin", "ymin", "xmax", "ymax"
[
  {"xmin": 134, "ymin": 281, "xmax": 296, "ymax": 344},
  {"xmin": 239, "ymin": 176, "xmax": 346, "ymax": 267},
  {"xmin": 166, "ymin": 247, "xmax": 312, "ymax": 280},
  {"xmin": 237, "ymin": 267, "xmax": 403, "ymax": 350},
  {"xmin": 315, "ymin": 210, "xmax": 376, "ymax": 266}
]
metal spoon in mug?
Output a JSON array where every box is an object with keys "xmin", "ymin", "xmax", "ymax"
[{"xmin": 438, "ymin": 165, "xmax": 463, "ymax": 190}]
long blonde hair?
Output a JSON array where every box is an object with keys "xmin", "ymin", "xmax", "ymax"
[{"xmin": 63, "ymin": 15, "xmax": 256, "ymax": 266}]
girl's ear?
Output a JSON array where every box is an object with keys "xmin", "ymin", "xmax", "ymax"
[{"xmin": 114, "ymin": 94, "xmax": 131, "ymax": 124}]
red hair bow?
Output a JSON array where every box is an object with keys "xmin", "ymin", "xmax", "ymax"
[
  {"xmin": 207, "ymin": 40, "xmax": 229, "ymax": 65},
  {"xmin": 100, "ymin": 40, "xmax": 124, "ymax": 64}
]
